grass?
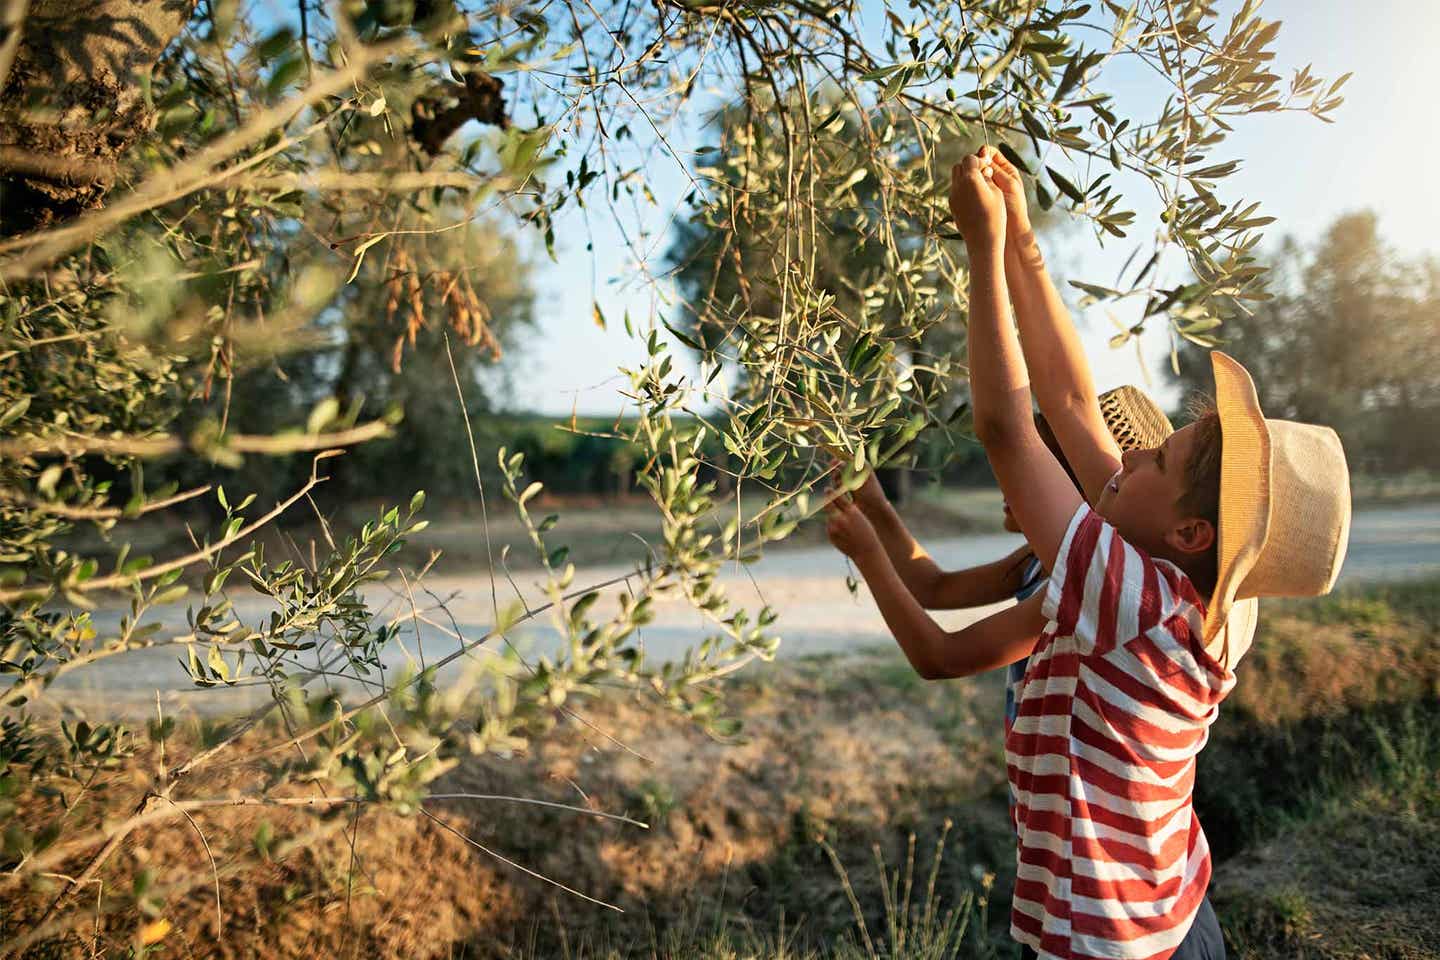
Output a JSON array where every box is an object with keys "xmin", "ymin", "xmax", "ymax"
[
  {"xmin": 7, "ymin": 578, "xmax": 1439, "ymax": 959},
  {"xmin": 1195, "ymin": 578, "xmax": 1440, "ymax": 958},
  {"xmin": 504, "ymin": 828, "xmax": 1014, "ymax": 960},
  {"xmin": 1349, "ymin": 470, "xmax": 1440, "ymax": 505}
]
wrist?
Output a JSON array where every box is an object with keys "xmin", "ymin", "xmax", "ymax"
[
  {"xmin": 1006, "ymin": 228, "xmax": 1044, "ymax": 269},
  {"xmin": 965, "ymin": 234, "xmax": 1005, "ymax": 263},
  {"xmin": 858, "ymin": 494, "xmax": 895, "ymax": 523},
  {"xmin": 851, "ymin": 539, "xmax": 887, "ymax": 567}
]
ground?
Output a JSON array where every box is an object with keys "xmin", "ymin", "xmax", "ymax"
[{"xmin": 5, "ymin": 576, "xmax": 1439, "ymax": 958}]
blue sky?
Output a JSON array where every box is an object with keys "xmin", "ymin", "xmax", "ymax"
[{"xmin": 496, "ymin": 0, "xmax": 1440, "ymax": 415}]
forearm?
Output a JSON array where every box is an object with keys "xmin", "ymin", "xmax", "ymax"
[
  {"xmin": 862, "ymin": 498, "xmax": 945, "ymax": 604},
  {"xmin": 850, "ymin": 546, "xmax": 952, "ymax": 678},
  {"xmin": 1004, "ymin": 230, "xmax": 1098, "ymax": 417},
  {"xmin": 965, "ymin": 241, "xmax": 1033, "ymax": 447}
]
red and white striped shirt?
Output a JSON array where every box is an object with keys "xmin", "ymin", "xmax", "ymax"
[{"xmin": 1006, "ymin": 505, "xmax": 1236, "ymax": 960}]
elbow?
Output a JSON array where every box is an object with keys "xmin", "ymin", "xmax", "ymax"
[
  {"xmin": 898, "ymin": 635, "xmax": 945, "ymax": 680},
  {"xmin": 1040, "ymin": 384, "xmax": 1090, "ymax": 415},
  {"xmin": 913, "ymin": 658, "xmax": 942, "ymax": 681},
  {"xmin": 916, "ymin": 659, "xmax": 966, "ymax": 681},
  {"xmin": 973, "ymin": 412, "xmax": 1024, "ymax": 452},
  {"xmin": 905, "ymin": 632, "xmax": 959, "ymax": 681},
  {"xmin": 912, "ymin": 573, "xmax": 940, "ymax": 610}
]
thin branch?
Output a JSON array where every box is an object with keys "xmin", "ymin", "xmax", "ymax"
[
  {"xmin": 0, "ymin": 418, "xmax": 392, "ymax": 461},
  {"xmin": 163, "ymin": 798, "xmax": 224, "ymax": 936},
  {"xmin": 0, "ymin": 484, "xmax": 213, "ymax": 521},
  {"xmin": 420, "ymin": 808, "xmax": 623, "ymax": 912},
  {"xmin": 0, "ymin": 454, "xmax": 333, "ymax": 603},
  {"xmin": 443, "ymin": 333, "xmax": 501, "ymax": 629},
  {"xmin": 425, "ymin": 793, "xmax": 647, "ymax": 827}
]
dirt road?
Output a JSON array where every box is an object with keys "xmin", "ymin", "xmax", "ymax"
[{"xmin": 50, "ymin": 501, "xmax": 1440, "ymax": 714}]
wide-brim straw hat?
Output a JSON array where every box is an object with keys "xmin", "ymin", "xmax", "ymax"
[
  {"xmin": 1098, "ymin": 385, "xmax": 1173, "ymax": 451},
  {"xmin": 1204, "ymin": 352, "xmax": 1353, "ymax": 663}
]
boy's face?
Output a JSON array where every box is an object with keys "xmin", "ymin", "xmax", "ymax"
[{"xmin": 1096, "ymin": 421, "xmax": 1214, "ymax": 557}]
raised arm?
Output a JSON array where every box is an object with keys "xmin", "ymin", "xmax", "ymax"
[
  {"xmin": 848, "ymin": 471, "xmax": 1034, "ymax": 608},
  {"xmin": 982, "ymin": 146, "xmax": 1123, "ymax": 506},
  {"xmin": 950, "ymin": 153, "xmax": 1084, "ymax": 574},
  {"xmin": 825, "ymin": 495, "xmax": 1047, "ymax": 679}
]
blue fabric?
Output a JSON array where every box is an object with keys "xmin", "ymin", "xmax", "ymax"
[{"xmin": 1004, "ymin": 555, "xmax": 1046, "ymax": 729}]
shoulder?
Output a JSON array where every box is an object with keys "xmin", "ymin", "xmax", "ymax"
[{"xmin": 1044, "ymin": 506, "xmax": 1209, "ymax": 655}]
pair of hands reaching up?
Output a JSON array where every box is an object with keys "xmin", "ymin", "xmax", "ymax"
[
  {"xmin": 949, "ymin": 145, "xmax": 1031, "ymax": 251},
  {"xmin": 824, "ymin": 463, "xmax": 885, "ymax": 560},
  {"xmin": 829, "ymin": 143, "xmax": 1033, "ymax": 559}
]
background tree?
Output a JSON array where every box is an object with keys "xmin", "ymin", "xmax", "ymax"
[
  {"xmin": 666, "ymin": 115, "xmax": 1065, "ymax": 500},
  {"xmin": 1172, "ymin": 211, "xmax": 1440, "ymax": 472}
]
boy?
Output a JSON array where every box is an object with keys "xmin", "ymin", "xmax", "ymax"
[{"xmin": 824, "ymin": 146, "xmax": 1351, "ymax": 959}]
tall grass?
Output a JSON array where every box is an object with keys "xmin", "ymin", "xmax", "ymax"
[{"xmin": 507, "ymin": 823, "xmax": 1018, "ymax": 960}]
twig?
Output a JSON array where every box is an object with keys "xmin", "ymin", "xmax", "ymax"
[
  {"xmin": 443, "ymin": 333, "xmax": 501, "ymax": 629},
  {"xmin": 425, "ymin": 793, "xmax": 647, "ymax": 827},
  {"xmin": 0, "ymin": 456, "xmax": 333, "ymax": 603},
  {"xmin": 162, "ymin": 798, "xmax": 224, "ymax": 936},
  {"xmin": 0, "ymin": 484, "xmax": 212, "ymax": 521},
  {"xmin": 420, "ymin": 808, "xmax": 623, "ymax": 912}
]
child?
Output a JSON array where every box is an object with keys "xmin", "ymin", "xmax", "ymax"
[
  {"xmin": 837, "ymin": 392, "xmax": 1171, "ymax": 728},
  {"xmin": 824, "ymin": 145, "xmax": 1351, "ymax": 960}
]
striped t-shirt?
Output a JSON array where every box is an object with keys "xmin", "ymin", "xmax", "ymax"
[{"xmin": 1006, "ymin": 505, "xmax": 1236, "ymax": 960}]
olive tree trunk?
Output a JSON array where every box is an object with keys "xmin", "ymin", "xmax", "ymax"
[{"xmin": 0, "ymin": 0, "xmax": 195, "ymax": 232}]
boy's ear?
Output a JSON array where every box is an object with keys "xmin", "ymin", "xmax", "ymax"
[{"xmin": 1166, "ymin": 517, "xmax": 1216, "ymax": 555}]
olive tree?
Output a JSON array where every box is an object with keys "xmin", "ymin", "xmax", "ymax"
[{"xmin": 0, "ymin": 0, "xmax": 1344, "ymax": 951}]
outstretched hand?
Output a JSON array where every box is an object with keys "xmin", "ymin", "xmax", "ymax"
[
  {"xmin": 976, "ymin": 145, "xmax": 1032, "ymax": 238},
  {"xmin": 948, "ymin": 151, "xmax": 1007, "ymax": 251},
  {"xmin": 825, "ymin": 493, "xmax": 882, "ymax": 561},
  {"xmin": 824, "ymin": 448, "xmax": 888, "ymax": 515}
]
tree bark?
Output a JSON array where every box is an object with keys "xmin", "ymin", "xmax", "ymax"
[{"xmin": 0, "ymin": 0, "xmax": 195, "ymax": 232}]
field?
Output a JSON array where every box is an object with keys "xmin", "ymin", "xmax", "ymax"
[{"xmin": 4, "ymin": 575, "xmax": 1438, "ymax": 959}]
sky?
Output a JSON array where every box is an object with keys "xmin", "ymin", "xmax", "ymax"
[{"xmin": 496, "ymin": 0, "xmax": 1440, "ymax": 416}]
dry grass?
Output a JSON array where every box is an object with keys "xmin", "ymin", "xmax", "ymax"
[{"xmin": 6, "ymin": 578, "xmax": 1439, "ymax": 959}]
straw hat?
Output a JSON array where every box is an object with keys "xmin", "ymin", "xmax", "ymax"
[
  {"xmin": 1204, "ymin": 352, "xmax": 1353, "ymax": 664},
  {"xmin": 1098, "ymin": 385, "xmax": 1173, "ymax": 451}
]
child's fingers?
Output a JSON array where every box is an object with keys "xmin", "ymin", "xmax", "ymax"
[
  {"xmin": 991, "ymin": 163, "xmax": 1022, "ymax": 193},
  {"xmin": 986, "ymin": 146, "xmax": 1020, "ymax": 177}
]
